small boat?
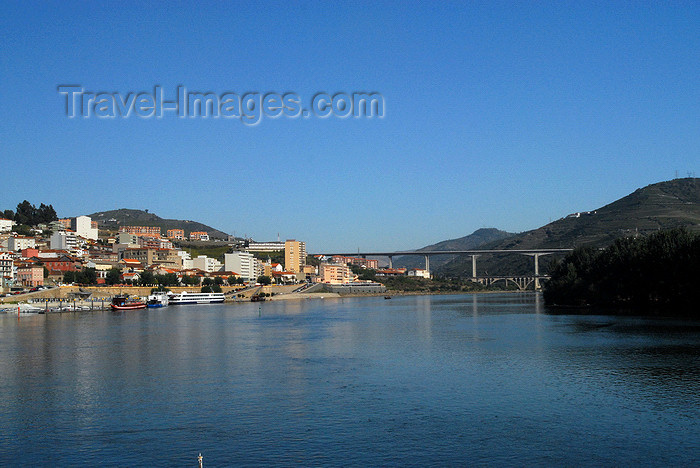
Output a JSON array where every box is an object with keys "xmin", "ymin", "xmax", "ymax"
[
  {"xmin": 250, "ymin": 295, "xmax": 266, "ymax": 302},
  {"xmin": 147, "ymin": 292, "xmax": 169, "ymax": 308},
  {"xmin": 111, "ymin": 295, "xmax": 146, "ymax": 310},
  {"xmin": 168, "ymin": 291, "xmax": 225, "ymax": 305},
  {"xmin": 384, "ymin": 296, "xmax": 392, "ymax": 299}
]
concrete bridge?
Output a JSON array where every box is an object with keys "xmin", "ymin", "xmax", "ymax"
[{"xmin": 315, "ymin": 248, "xmax": 572, "ymax": 290}]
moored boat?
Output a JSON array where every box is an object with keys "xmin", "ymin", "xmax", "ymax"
[
  {"xmin": 147, "ymin": 291, "xmax": 169, "ymax": 308},
  {"xmin": 167, "ymin": 291, "xmax": 225, "ymax": 305},
  {"xmin": 111, "ymin": 295, "xmax": 146, "ymax": 310}
]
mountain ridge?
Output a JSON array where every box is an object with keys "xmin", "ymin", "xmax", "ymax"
[{"xmin": 438, "ymin": 178, "xmax": 700, "ymax": 277}]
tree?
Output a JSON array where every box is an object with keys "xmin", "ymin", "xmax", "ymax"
[
  {"xmin": 214, "ymin": 276, "xmax": 224, "ymax": 285},
  {"xmin": 543, "ymin": 228, "xmax": 700, "ymax": 313},
  {"xmin": 2, "ymin": 210, "xmax": 13, "ymax": 220},
  {"xmin": 257, "ymin": 275, "xmax": 272, "ymax": 285},
  {"xmin": 159, "ymin": 273, "xmax": 179, "ymax": 286},
  {"xmin": 227, "ymin": 275, "xmax": 238, "ymax": 285},
  {"xmin": 63, "ymin": 271, "xmax": 76, "ymax": 284},
  {"xmin": 14, "ymin": 200, "xmax": 36, "ymax": 225},
  {"xmin": 11, "ymin": 201, "xmax": 57, "ymax": 226},
  {"xmin": 358, "ymin": 269, "xmax": 377, "ymax": 281},
  {"xmin": 75, "ymin": 268, "xmax": 97, "ymax": 285},
  {"xmin": 106, "ymin": 267, "xmax": 122, "ymax": 285},
  {"xmin": 140, "ymin": 271, "xmax": 155, "ymax": 286},
  {"xmin": 306, "ymin": 255, "xmax": 321, "ymax": 266},
  {"xmin": 182, "ymin": 275, "xmax": 200, "ymax": 285},
  {"xmin": 37, "ymin": 204, "xmax": 57, "ymax": 224},
  {"xmin": 13, "ymin": 224, "xmax": 31, "ymax": 236}
]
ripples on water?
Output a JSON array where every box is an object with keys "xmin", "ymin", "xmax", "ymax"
[{"xmin": 0, "ymin": 293, "xmax": 698, "ymax": 466}]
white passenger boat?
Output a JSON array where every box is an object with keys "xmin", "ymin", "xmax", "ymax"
[
  {"xmin": 147, "ymin": 291, "xmax": 169, "ymax": 308},
  {"xmin": 167, "ymin": 291, "xmax": 225, "ymax": 305}
]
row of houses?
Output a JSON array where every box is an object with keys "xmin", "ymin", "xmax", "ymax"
[
  {"xmin": 313, "ymin": 255, "xmax": 431, "ymax": 282},
  {"xmin": 119, "ymin": 226, "xmax": 209, "ymax": 241},
  {"xmin": 1, "ymin": 216, "xmax": 320, "ymax": 288}
]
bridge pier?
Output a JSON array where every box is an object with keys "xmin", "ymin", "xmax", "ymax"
[
  {"xmin": 387, "ymin": 255, "xmax": 393, "ymax": 269},
  {"xmin": 424, "ymin": 255, "xmax": 430, "ymax": 276},
  {"xmin": 471, "ymin": 255, "xmax": 479, "ymax": 280},
  {"xmin": 521, "ymin": 252, "xmax": 551, "ymax": 290}
]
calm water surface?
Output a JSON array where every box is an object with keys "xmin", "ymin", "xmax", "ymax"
[{"xmin": 1, "ymin": 293, "xmax": 699, "ymax": 466}]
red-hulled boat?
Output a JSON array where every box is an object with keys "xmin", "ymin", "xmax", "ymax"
[{"xmin": 111, "ymin": 294, "xmax": 146, "ymax": 310}]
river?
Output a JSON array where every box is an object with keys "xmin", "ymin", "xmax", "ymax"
[{"xmin": 1, "ymin": 293, "xmax": 698, "ymax": 466}]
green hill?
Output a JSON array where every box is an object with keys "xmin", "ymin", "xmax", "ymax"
[
  {"xmin": 89, "ymin": 208, "xmax": 230, "ymax": 240},
  {"xmin": 438, "ymin": 178, "xmax": 700, "ymax": 277}
]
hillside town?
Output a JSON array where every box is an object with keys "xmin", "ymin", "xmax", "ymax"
[{"xmin": 0, "ymin": 212, "xmax": 404, "ymax": 295}]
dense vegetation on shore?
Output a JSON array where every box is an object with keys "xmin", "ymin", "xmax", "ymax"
[{"xmin": 543, "ymin": 228, "xmax": 700, "ymax": 314}]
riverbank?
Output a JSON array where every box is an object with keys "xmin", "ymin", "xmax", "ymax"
[
  {"xmin": 266, "ymin": 288, "xmax": 531, "ymax": 301},
  {"xmin": 1, "ymin": 287, "xmax": 532, "ymax": 313}
]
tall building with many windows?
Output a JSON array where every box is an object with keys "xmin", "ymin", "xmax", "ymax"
[
  {"xmin": 0, "ymin": 252, "xmax": 14, "ymax": 288},
  {"xmin": 224, "ymin": 251, "xmax": 260, "ymax": 281},
  {"xmin": 320, "ymin": 263, "xmax": 355, "ymax": 284},
  {"xmin": 71, "ymin": 215, "xmax": 98, "ymax": 240},
  {"xmin": 284, "ymin": 239, "xmax": 306, "ymax": 274}
]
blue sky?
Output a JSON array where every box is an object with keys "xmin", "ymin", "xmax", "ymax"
[{"xmin": 1, "ymin": 1, "xmax": 698, "ymax": 251}]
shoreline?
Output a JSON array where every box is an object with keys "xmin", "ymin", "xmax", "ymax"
[
  {"xmin": 2, "ymin": 289, "xmax": 535, "ymax": 313},
  {"xmin": 263, "ymin": 288, "xmax": 535, "ymax": 301}
]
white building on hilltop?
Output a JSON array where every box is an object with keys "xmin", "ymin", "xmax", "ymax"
[{"xmin": 71, "ymin": 216, "xmax": 98, "ymax": 240}]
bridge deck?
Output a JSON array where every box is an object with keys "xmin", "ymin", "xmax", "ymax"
[{"xmin": 316, "ymin": 249, "xmax": 572, "ymax": 256}]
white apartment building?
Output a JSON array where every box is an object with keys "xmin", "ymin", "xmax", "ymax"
[
  {"xmin": 0, "ymin": 218, "xmax": 15, "ymax": 233},
  {"xmin": 50, "ymin": 230, "xmax": 78, "ymax": 251},
  {"xmin": 177, "ymin": 250, "xmax": 193, "ymax": 270},
  {"xmin": 71, "ymin": 216, "xmax": 98, "ymax": 240},
  {"xmin": 0, "ymin": 252, "xmax": 14, "ymax": 288},
  {"xmin": 8, "ymin": 236, "xmax": 36, "ymax": 251},
  {"xmin": 224, "ymin": 251, "xmax": 261, "ymax": 281},
  {"xmin": 408, "ymin": 268, "xmax": 431, "ymax": 279},
  {"xmin": 247, "ymin": 241, "xmax": 285, "ymax": 252},
  {"xmin": 192, "ymin": 255, "xmax": 223, "ymax": 273}
]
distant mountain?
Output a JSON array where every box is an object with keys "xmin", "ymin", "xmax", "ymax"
[
  {"xmin": 393, "ymin": 228, "xmax": 515, "ymax": 270},
  {"xmin": 88, "ymin": 208, "xmax": 230, "ymax": 239},
  {"xmin": 438, "ymin": 178, "xmax": 700, "ymax": 277}
]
